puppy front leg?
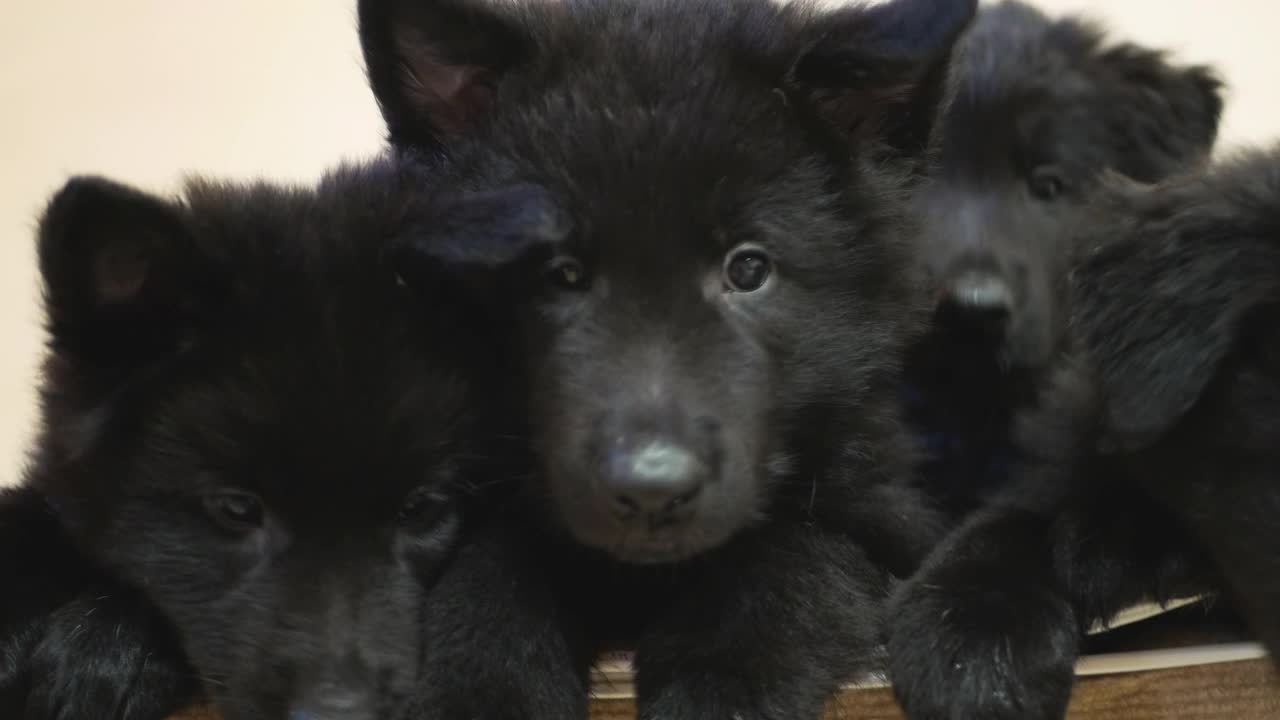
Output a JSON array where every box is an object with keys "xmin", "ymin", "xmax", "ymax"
[
  {"xmin": 26, "ymin": 589, "xmax": 199, "ymax": 720},
  {"xmin": 405, "ymin": 521, "xmax": 594, "ymax": 720},
  {"xmin": 0, "ymin": 486, "xmax": 199, "ymax": 720},
  {"xmin": 887, "ymin": 480, "xmax": 1211, "ymax": 720},
  {"xmin": 634, "ymin": 526, "xmax": 888, "ymax": 720},
  {"xmin": 887, "ymin": 506, "xmax": 1079, "ymax": 720}
]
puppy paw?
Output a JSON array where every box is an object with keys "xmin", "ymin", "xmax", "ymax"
[
  {"xmin": 21, "ymin": 591, "xmax": 198, "ymax": 720},
  {"xmin": 887, "ymin": 576, "xmax": 1079, "ymax": 720}
]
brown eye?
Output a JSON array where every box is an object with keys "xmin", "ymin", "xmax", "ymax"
[
  {"xmin": 546, "ymin": 256, "xmax": 589, "ymax": 291},
  {"xmin": 204, "ymin": 491, "xmax": 264, "ymax": 533},
  {"xmin": 1029, "ymin": 167, "xmax": 1066, "ymax": 201},
  {"xmin": 723, "ymin": 247, "xmax": 772, "ymax": 292}
]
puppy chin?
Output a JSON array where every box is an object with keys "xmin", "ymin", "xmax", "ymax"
[
  {"xmin": 558, "ymin": 509, "xmax": 740, "ymax": 565},
  {"xmin": 610, "ymin": 542, "xmax": 702, "ymax": 565}
]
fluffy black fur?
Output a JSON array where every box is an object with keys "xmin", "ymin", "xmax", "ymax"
[
  {"xmin": 2, "ymin": 162, "xmax": 531, "ymax": 720},
  {"xmin": 362, "ymin": 0, "xmax": 976, "ymax": 717},
  {"xmin": 1070, "ymin": 148, "xmax": 1280, "ymax": 660},
  {"xmin": 903, "ymin": 0, "xmax": 1223, "ymax": 513},
  {"xmin": 0, "ymin": 484, "xmax": 196, "ymax": 719},
  {"xmin": 887, "ymin": 162, "xmax": 1280, "ymax": 720},
  {"xmin": 888, "ymin": 5, "xmax": 1236, "ymax": 717}
]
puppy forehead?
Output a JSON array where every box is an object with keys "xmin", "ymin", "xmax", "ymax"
[
  {"xmin": 139, "ymin": 324, "xmax": 470, "ymax": 495},
  {"xmin": 941, "ymin": 74, "xmax": 1105, "ymax": 181},
  {"xmin": 530, "ymin": 0, "xmax": 787, "ymax": 80},
  {"xmin": 525, "ymin": 134, "xmax": 839, "ymax": 247},
  {"xmin": 504, "ymin": 133, "xmax": 805, "ymax": 230},
  {"xmin": 481, "ymin": 50, "xmax": 815, "ymax": 204},
  {"xmin": 953, "ymin": 5, "xmax": 1107, "ymax": 125}
]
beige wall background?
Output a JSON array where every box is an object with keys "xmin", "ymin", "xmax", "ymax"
[{"xmin": 2, "ymin": 0, "xmax": 1277, "ymax": 484}]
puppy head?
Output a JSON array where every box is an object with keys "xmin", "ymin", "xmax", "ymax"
[
  {"xmin": 916, "ymin": 0, "xmax": 1223, "ymax": 371},
  {"xmin": 31, "ymin": 165, "xmax": 508, "ymax": 720},
  {"xmin": 374, "ymin": 0, "xmax": 977, "ymax": 563},
  {"xmin": 1070, "ymin": 150, "xmax": 1280, "ymax": 451}
]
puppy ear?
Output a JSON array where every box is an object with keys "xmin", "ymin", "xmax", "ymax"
[
  {"xmin": 390, "ymin": 183, "xmax": 565, "ymax": 289},
  {"xmin": 1071, "ymin": 169, "xmax": 1280, "ymax": 450},
  {"xmin": 358, "ymin": 0, "xmax": 533, "ymax": 153},
  {"xmin": 38, "ymin": 177, "xmax": 211, "ymax": 374},
  {"xmin": 787, "ymin": 0, "xmax": 978, "ymax": 156},
  {"xmin": 1089, "ymin": 43, "xmax": 1224, "ymax": 181}
]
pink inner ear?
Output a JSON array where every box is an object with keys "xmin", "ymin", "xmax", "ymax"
[
  {"xmin": 393, "ymin": 28, "xmax": 495, "ymax": 134},
  {"xmin": 93, "ymin": 238, "xmax": 150, "ymax": 305}
]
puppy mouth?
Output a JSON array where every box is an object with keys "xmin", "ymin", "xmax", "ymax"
[
  {"xmin": 559, "ymin": 505, "xmax": 744, "ymax": 564},
  {"xmin": 604, "ymin": 518, "xmax": 744, "ymax": 564},
  {"xmin": 607, "ymin": 539, "xmax": 702, "ymax": 565},
  {"xmin": 549, "ymin": 455, "xmax": 759, "ymax": 564}
]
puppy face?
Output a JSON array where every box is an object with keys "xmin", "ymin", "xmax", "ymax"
[
  {"xmin": 498, "ymin": 156, "xmax": 902, "ymax": 565},
  {"xmin": 31, "ymin": 166, "xmax": 512, "ymax": 720},
  {"xmin": 916, "ymin": 0, "xmax": 1222, "ymax": 370},
  {"xmin": 371, "ymin": 0, "xmax": 977, "ymax": 562}
]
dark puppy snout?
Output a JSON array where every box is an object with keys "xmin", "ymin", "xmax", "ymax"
[
  {"xmin": 944, "ymin": 270, "xmax": 1014, "ymax": 312},
  {"xmin": 287, "ymin": 652, "xmax": 380, "ymax": 720},
  {"xmin": 604, "ymin": 439, "xmax": 707, "ymax": 518},
  {"xmin": 597, "ymin": 407, "xmax": 721, "ymax": 524},
  {"xmin": 933, "ymin": 253, "xmax": 1024, "ymax": 335},
  {"xmin": 288, "ymin": 684, "xmax": 375, "ymax": 720}
]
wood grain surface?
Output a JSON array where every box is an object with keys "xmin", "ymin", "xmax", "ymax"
[{"xmin": 170, "ymin": 657, "xmax": 1279, "ymax": 720}]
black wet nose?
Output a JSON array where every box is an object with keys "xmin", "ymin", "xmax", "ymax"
[
  {"xmin": 943, "ymin": 270, "xmax": 1014, "ymax": 312},
  {"xmin": 936, "ymin": 269, "xmax": 1015, "ymax": 336},
  {"xmin": 604, "ymin": 440, "xmax": 707, "ymax": 518}
]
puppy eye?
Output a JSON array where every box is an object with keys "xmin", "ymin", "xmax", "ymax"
[
  {"xmin": 545, "ymin": 256, "xmax": 590, "ymax": 291},
  {"xmin": 203, "ymin": 491, "xmax": 265, "ymax": 533},
  {"xmin": 1028, "ymin": 167, "xmax": 1066, "ymax": 201},
  {"xmin": 723, "ymin": 247, "xmax": 772, "ymax": 293},
  {"xmin": 398, "ymin": 487, "xmax": 452, "ymax": 531}
]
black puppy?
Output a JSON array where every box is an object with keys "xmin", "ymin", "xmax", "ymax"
[
  {"xmin": 888, "ymin": 172, "xmax": 1280, "ymax": 718},
  {"xmin": 1069, "ymin": 148, "xmax": 1280, "ymax": 661},
  {"xmin": 903, "ymin": 0, "xmax": 1223, "ymax": 512},
  {"xmin": 1, "ymin": 162, "xmax": 533, "ymax": 720},
  {"xmin": 363, "ymin": 0, "xmax": 976, "ymax": 717},
  {"xmin": 889, "ymin": 6, "xmax": 1232, "ymax": 717}
]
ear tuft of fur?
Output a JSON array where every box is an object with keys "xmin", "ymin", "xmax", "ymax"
[
  {"xmin": 1091, "ymin": 45, "xmax": 1224, "ymax": 181},
  {"xmin": 390, "ymin": 183, "xmax": 566, "ymax": 306},
  {"xmin": 1072, "ymin": 151, "xmax": 1280, "ymax": 449},
  {"xmin": 788, "ymin": 0, "xmax": 979, "ymax": 155},
  {"xmin": 37, "ymin": 176, "xmax": 207, "ymax": 373},
  {"xmin": 358, "ymin": 0, "xmax": 533, "ymax": 153}
]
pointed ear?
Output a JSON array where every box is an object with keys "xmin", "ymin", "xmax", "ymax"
[
  {"xmin": 358, "ymin": 0, "xmax": 533, "ymax": 153},
  {"xmin": 1091, "ymin": 44, "xmax": 1224, "ymax": 181},
  {"xmin": 1071, "ymin": 174, "xmax": 1280, "ymax": 450},
  {"xmin": 788, "ymin": 0, "xmax": 978, "ymax": 156},
  {"xmin": 389, "ymin": 183, "xmax": 566, "ymax": 291},
  {"xmin": 37, "ymin": 176, "xmax": 209, "ymax": 372}
]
